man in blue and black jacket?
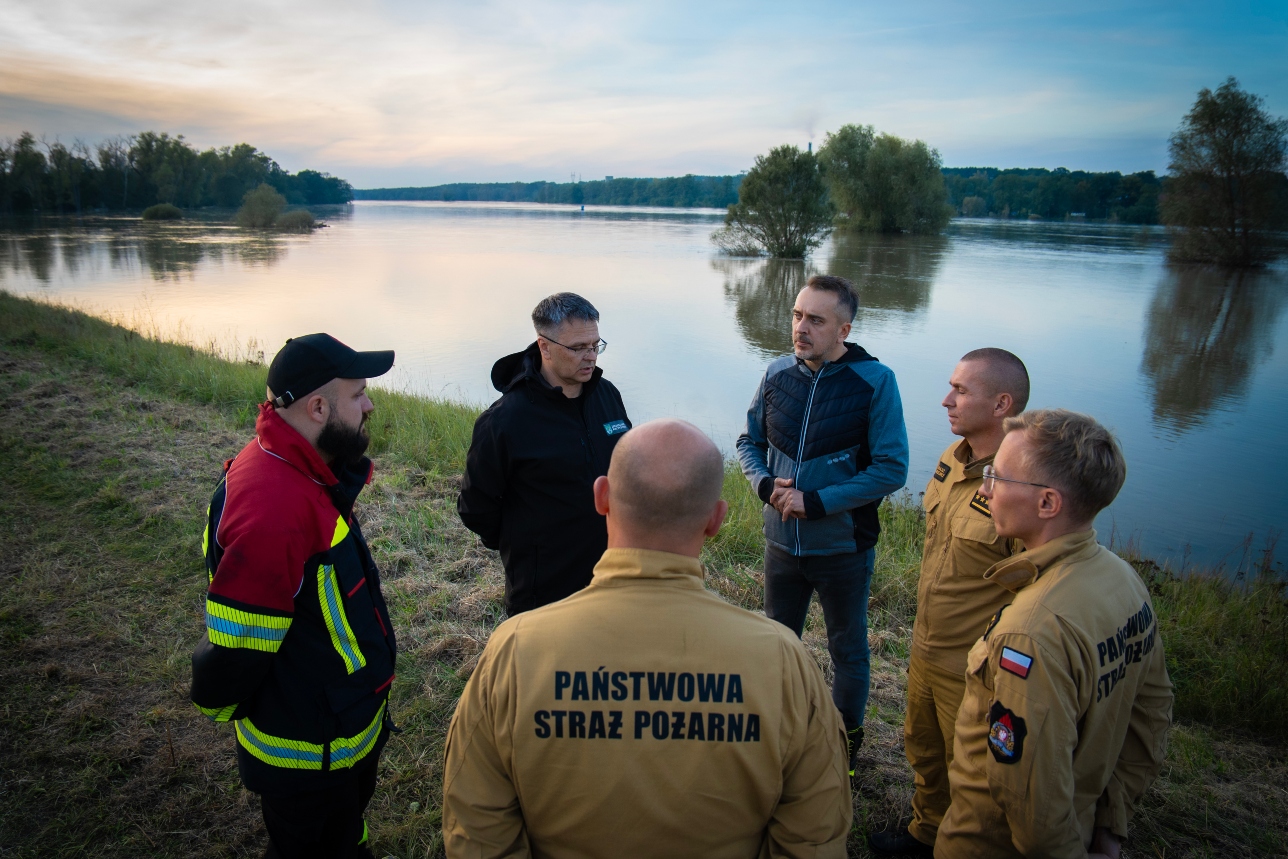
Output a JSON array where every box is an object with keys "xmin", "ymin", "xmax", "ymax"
[{"xmin": 737, "ymin": 274, "xmax": 909, "ymax": 776}]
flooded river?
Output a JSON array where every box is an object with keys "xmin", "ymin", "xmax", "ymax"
[{"xmin": 2, "ymin": 202, "xmax": 1285, "ymax": 570}]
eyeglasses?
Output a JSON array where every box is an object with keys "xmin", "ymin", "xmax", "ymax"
[
  {"xmin": 542, "ymin": 335, "xmax": 608, "ymax": 356},
  {"xmin": 981, "ymin": 465, "xmax": 1050, "ymax": 493}
]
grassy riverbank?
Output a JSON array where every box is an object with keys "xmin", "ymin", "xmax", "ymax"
[{"xmin": 1, "ymin": 291, "xmax": 1285, "ymax": 858}]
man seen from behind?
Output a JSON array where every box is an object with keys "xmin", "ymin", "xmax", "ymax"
[
  {"xmin": 191, "ymin": 334, "xmax": 398, "ymax": 859},
  {"xmin": 935, "ymin": 410, "xmax": 1173, "ymax": 859},
  {"xmin": 443, "ymin": 419, "xmax": 852, "ymax": 858}
]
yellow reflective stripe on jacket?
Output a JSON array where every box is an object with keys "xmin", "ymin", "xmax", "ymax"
[
  {"xmin": 236, "ymin": 718, "xmax": 326, "ymax": 770},
  {"xmin": 331, "ymin": 515, "xmax": 350, "ymax": 548},
  {"xmin": 318, "ymin": 564, "xmax": 366, "ymax": 673},
  {"xmin": 195, "ymin": 702, "xmax": 238, "ymax": 722},
  {"xmin": 206, "ymin": 600, "xmax": 292, "ymax": 652},
  {"xmin": 235, "ymin": 702, "xmax": 386, "ymax": 771},
  {"xmin": 330, "ymin": 702, "xmax": 387, "ymax": 770}
]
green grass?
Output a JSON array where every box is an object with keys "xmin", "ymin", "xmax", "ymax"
[{"xmin": 0, "ymin": 289, "xmax": 1285, "ymax": 858}]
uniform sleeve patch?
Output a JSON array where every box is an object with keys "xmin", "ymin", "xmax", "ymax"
[
  {"xmin": 969, "ymin": 492, "xmax": 992, "ymax": 517},
  {"xmin": 999, "ymin": 646, "xmax": 1032, "ymax": 679},
  {"xmin": 604, "ymin": 420, "xmax": 630, "ymax": 435},
  {"xmin": 934, "ymin": 461, "xmax": 950, "ymax": 482},
  {"xmin": 987, "ymin": 701, "xmax": 1027, "ymax": 764}
]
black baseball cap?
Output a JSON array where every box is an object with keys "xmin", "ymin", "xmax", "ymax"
[{"xmin": 266, "ymin": 333, "xmax": 395, "ymax": 408}]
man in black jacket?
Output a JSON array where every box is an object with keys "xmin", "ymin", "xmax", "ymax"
[{"xmin": 459, "ymin": 293, "xmax": 632, "ymax": 615}]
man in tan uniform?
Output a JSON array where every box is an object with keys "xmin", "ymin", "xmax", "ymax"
[
  {"xmin": 936, "ymin": 409, "xmax": 1173, "ymax": 859},
  {"xmin": 870, "ymin": 349, "xmax": 1029, "ymax": 857},
  {"xmin": 442, "ymin": 419, "xmax": 852, "ymax": 859}
]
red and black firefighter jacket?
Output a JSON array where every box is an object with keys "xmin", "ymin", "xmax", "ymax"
[{"xmin": 191, "ymin": 403, "xmax": 396, "ymax": 794}]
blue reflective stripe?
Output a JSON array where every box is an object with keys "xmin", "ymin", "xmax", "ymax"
[
  {"xmin": 237, "ymin": 724, "xmax": 325, "ymax": 764},
  {"xmin": 205, "ymin": 612, "xmax": 289, "ymax": 642},
  {"xmin": 321, "ymin": 569, "xmax": 363, "ymax": 669},
  {"xmin": 331, "ymin": 710, "xmax": 385, "ymax": 764}
]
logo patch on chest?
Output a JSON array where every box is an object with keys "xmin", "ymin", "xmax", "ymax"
[
  {"xmin": 934, "ymin": 461, "xmax": 950, "ymax": 482},
  {"xmin": 969, "ymin": 492, "xmax": 991, "ymax": 517},
  {"xmin": 999, "ymin": 646, "xmax": 1033, "ymax": 679},
  {"xmin": 603, "ymin": 420, "xmax": 629, "ymax": 436},
  {"xmin": 987, "ymin": 701, "xmax": 1027, "ymax": 764}
]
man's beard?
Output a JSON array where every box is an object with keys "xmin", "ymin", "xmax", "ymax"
[{"xmin": 317, "ymin": 413, "xmax": 370, "ymax": 466}]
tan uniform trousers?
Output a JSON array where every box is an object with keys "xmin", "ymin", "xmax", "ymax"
[{"xmin": 905, "ymin": 654, "xmax": 967, "ymax": 845}]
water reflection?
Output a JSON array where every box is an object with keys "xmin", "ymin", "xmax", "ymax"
[
  {"xmin": 715, "ymin": 257, "xmax": 811, "ymax": 357},
  {"xmin": 0, "ymin": 222, "xmax": 285, "ymax": 284},
  {"xmin": 715, "ymin": 232, "xmax": 947, "ymax": 358},
  {"xmin": 1141, "ymin": 265, "xmax": 1288, "ymax": 432},
  {"xmin": 827, "ymin": 231, "xmax": 946, "ymax": 322}
]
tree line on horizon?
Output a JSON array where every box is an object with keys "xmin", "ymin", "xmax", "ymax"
[
  {"xmin": 355, "ymin": 174, "xmax": 741, "ymax": 208},
  {"xmin": 0, "ymin": 131, "xmax": 354, "ymax": 215},
  {"xmin": 355, "ymin": 168, "xmax": 1165, "ymax": 223}
]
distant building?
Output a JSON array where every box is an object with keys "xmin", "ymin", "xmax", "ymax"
[{"xmin": 605, "ymin": 176, "xmax": 614, "ymax": 181}]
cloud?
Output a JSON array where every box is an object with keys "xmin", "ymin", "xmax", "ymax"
[{"xmin": 1, "ymin": 0, "xmax": 1284, "ymax": 183}]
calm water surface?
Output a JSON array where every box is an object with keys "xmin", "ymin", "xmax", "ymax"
[{"xmin": 3, "ymin": 202, "xmax": 1286, "ymax": 570}]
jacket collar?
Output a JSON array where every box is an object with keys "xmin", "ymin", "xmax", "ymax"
[
  {"xmin": 953, "ymin": 439, "xmax": 995, "ymax": 479},
  {"xmin": 591, "ymin": 548, "xmax": 706, "ymax": 589},
  {"xmin": 492, "ymin": 341, "xmax": 603, "ymax": 399},
  {"xmin": 254, "ymin": 403, "xmax": 374, "ymax": 518},
  {"xmin": 983, "ymin": 529, "xmax": 1100, "ymax": 592},
  {"xmin": 255, "ymin": 402, "xmax": 339, "ymax": 487},
  {"xmin": 795, "ymin": 341, "xmax": 877, "ymax": 376}
]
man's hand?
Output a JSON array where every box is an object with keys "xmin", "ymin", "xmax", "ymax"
[
  {"xmin": 1088, "ymin": 827, "xmax": 1122, "ymax": 859},
  {"xmin": 769, "ymin": 477, "xmax": 807, "ymax": 522}
]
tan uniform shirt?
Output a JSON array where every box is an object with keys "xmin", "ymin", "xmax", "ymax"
[
  {"xmin": 913, "ymin": 440, "xmax": 1019, "ymax": 676},
  {"xmin": 936, "ymin": 531, "xmax": 1174, "ymax": 859},
  {"xmin": 442, "ymin": 548, "xmax": 852, "ymax": 859}
]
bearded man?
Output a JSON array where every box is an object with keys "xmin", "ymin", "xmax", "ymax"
[{"xmin": 191, "ymin": 333, "xmax": 398, "ymax": 859}]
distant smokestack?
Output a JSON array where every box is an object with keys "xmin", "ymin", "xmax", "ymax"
[{"xmin": 808, "ymin": 142, "xmax": 812, "ymax": 153}]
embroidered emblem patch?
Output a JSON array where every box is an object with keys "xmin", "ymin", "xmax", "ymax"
[
  {"xmin": 999, "ymin": 646, "xmax": 1033, "ymax": 679},
  {"xmin": 603, "ymin": 420, "xmax": 629, "ymax": 435},
  {"xmin": 969, "ymin": 492, "xmax": 991, "ymax": 517},
  {"xmin": 934, "ymin": 461, "xmax": 950, "ymax": 482},
  {"xmin": 987, "ymin": 701, "xmax": 1027, "ymax": 764}
]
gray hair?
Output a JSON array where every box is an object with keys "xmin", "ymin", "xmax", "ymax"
[{"xmin": 532, "ymin": 292, "xmax": 600, "ymax": 335}]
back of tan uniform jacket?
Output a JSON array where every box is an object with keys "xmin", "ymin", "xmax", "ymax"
[
  {"xmin": 442, "ymin": 548, "xmax": 852, "ymax": 859},
  {"xmin": 914, "ymin": 440, "xmax": 1019, "ymax": 676},
  {"xmin": 936, "ymin": 531, "xmax": 1173, "ymax": 859}
]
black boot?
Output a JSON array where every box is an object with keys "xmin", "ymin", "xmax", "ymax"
[
  {"xmin": 867, "ymin": 826, "xmax": 933, "ymax": 857},
  {"xmin": 846, "ymin": 725, "xmax": 864, "ymax": 776}
]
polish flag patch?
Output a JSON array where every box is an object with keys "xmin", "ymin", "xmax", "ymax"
[{"xmin": 999, "ymin": 647, "xmax": 1033, "ymax": 679}]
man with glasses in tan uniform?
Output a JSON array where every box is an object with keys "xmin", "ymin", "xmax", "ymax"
[
  {"xmin": 935, "ymin": 409, "xmax": 1172, "ymax": 859},
  {"xmin": 870, "ymin": 348, "xmax": 1029, "ymax": 857},
  {"xmin": 443, "ymin": 419, "xmax": 852, "ymax": 858}
]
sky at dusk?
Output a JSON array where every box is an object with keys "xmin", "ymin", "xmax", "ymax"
[{"xmin": 2, "ymin": 0, "xmax": 1285, "ymax": 188}]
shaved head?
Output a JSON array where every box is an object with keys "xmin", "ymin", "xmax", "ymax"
[
  {"xmin": 607, "ymin": 419, "xmax": 725, "ymax": 537},
  {"xmin": 960, "ymin": 348, "xmax": 1030, "ymax": 415}
]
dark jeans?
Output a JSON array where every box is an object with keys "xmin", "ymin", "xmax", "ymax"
[
  {"xmin": 764, "ymin": 543, "xmax": 874, "ymax": 732},
  {"xmin": 260, "ymin": 752, "xmax": 379, "ymax": 859}
]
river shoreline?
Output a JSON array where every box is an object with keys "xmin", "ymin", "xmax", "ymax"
[{"xmin": 0, "ymin": 291, "xmax": 1284, "ymax": 857}]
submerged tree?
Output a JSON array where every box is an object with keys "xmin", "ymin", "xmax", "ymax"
[
  {"xmin": 715, "ymin": 145, "xmax": 832, "ymax": 258},
  {"xmin": 818, "ymin": 125, "xmax": 952, "ymax": 234},
  {"xmin": 1162, "ymin": 77, "xmax": 1288, "ymax": 266}
]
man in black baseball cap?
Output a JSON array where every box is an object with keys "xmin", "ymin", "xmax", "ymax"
[{"xmin": 192, "ymin": 333, "xmax": 398, "ymax": 858}]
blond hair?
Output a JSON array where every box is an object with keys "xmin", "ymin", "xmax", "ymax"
[{"xmin": 1003, "ymin": 409, "xmax": 1126, "ymax": 523}]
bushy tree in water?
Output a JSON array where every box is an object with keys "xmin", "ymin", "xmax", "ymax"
[
  {"xmin": 715, "ymin": 145, "xmax": 832, "ymax": 258},
  {"xmin": 236, "ymin": 183, "xmax": 286, "ymax": 229},
  {"xmin": 1162, "ymin": 77, "xmax": 1288, "ymax": 266},
  {"xmin": 818, "ymin": 124, "xmax": 952, "ymax": 234}
]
